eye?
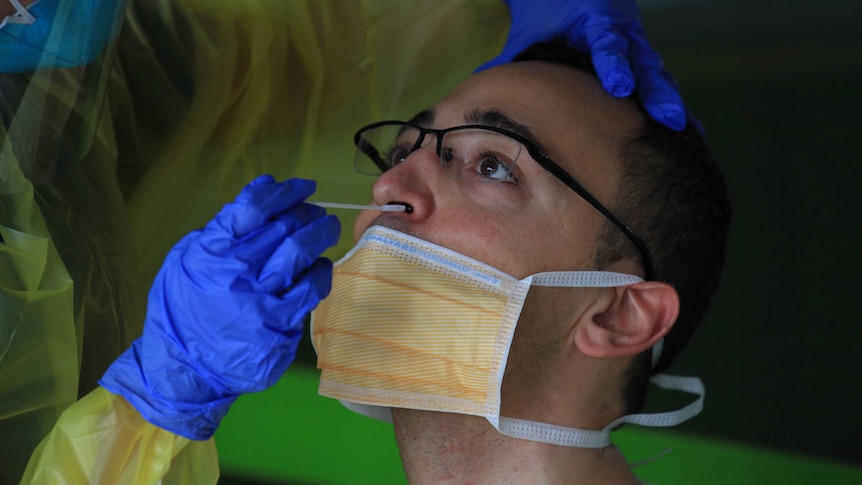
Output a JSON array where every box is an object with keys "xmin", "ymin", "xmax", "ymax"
[
  {"xmin": 476, "ymin": 152, "xmax": 516, "ymax": 183},
  {"xmin": 385, "ymin": 144, "xmax": 412, "ymax": 167}
]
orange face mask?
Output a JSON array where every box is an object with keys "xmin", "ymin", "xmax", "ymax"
[{"xmin": 311, "ymin": 225, "xmax": 703, "ymax": 448}]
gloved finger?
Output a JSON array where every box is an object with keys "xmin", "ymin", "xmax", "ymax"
[
  {"xmin": 258, "ymin": 215, "xmax": 340, "ymax": 293},
  {"xmin": 635, "ymin": 64, "xmax": 686, "ymax": 131},
  {"xmin": 271, "ymin": 257, "xmax": 335, "ymax": 330},
  {"xmin": 652, "ymin": 67, "xmax": 707, "ymax": 137},
  {"xmin": 273, "ymin": 202, "xmax": 328, "ymax": 236},
  {"xmin": 212, "ymin": 177, "xmax": 318, "ymax": 238},
  {"xmin": 203, "ymin": 202, "xmax": 329, "ymax": 258},
  {"xmin": 626, "ymin": 26, "xmax": 686, "ymax": 131},
  {"xmin": 219, "ymin": 203, "xmax": 326, "ymax": 266},
  {"xmin": 474, "ymin": 1, "xmax": 556, "ymax": 72},
  {"xmin": 580, "ymin": 13, "xmax": 635, "ymax": 97}
]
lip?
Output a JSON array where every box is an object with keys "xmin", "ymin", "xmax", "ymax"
[
  {"xmin": 353, "ymin": 211, "xmax": 409, "ymax": 242},
  {"xmin": 368, "ymin": 213, "xmax": 410, "ymax": 233}
]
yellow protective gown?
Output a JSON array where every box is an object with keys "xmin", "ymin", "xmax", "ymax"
[{"xmin": 1, "ymin": 0, "xmax": 507, "ymax": 482}]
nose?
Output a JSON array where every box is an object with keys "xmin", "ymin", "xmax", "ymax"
[{"xmin": 371, "ymin": 145, "xmax": 443, "ymax": 222}]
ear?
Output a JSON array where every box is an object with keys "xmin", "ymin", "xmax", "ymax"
[{"xmin": 574, "ymin": 282, "xmax": 679, "ymax": 359}]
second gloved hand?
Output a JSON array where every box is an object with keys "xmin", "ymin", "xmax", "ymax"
[
  {"xmin": 478, "ymin": 0, "xmax": 701, "ymax": 134},
  {"xmin": 100, "ymin": 176, "xmax": 340, "ymax": 440}
]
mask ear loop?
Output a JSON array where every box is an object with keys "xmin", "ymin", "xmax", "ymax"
[
  {"xmin": 2, "ymin": 0, "xmax": 37, "ymax": 27},
  {"xmin": 628, "ymin": 333, "xmax": 669, "ymax": 466},
  {"xmin": 651, "ymin": 339, "xmax": 664, "ymax": 368},
  {"xmin": 631, "ymin": 320, "xmax": 668, "ymax": 466},
  {"xmin": 618, "ymin": 374, "xmax": 704, "ymax": 468}
]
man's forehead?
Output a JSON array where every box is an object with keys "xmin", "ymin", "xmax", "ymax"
[{"xmin": 433, "ymin": 61, "xmax": 645, "ymax": 141}]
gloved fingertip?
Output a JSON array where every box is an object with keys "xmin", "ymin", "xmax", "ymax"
[
  {"xmin": 278, "ymin": 178, "xmax": 318, "ymax": 207},
  {"xmin": 604, "ymin": 68, "xmax": 634, "ymax": 98},
  {"xmin": 319, "ymin": 214, "xmax": 342, "ymax": 241},
  {"xmin": 286, "ymin": 177, "xmax": 316, "ymax": 193},
  {"xmin": 306, "ymin": 258, "xmax": 335, "ymax": 297},
  {"xmin": 667, "ymin": 110, "xmax": 687, "ymax": 132},
  {"xmin": 325, "ymin": 213, "xmax": 341, "ymax": 228},
  {"xmin": 594, "ymin": 52, "xmax": 634, "ymax": 98},
  {"xmin": 652, "ymin": 106, "xmax": 686, "ymax": 131},
  {"xmin": 308, "ymin": 203, "xmax": 327, "ymax": 219},
  {"xmin": 249, "ymin": 174, "xmax": 276, "ymax": 187}
]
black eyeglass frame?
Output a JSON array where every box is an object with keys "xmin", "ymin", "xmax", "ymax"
[{"xmin": 353, "ymin": 120, "xmax": 656, "ymax": 281}]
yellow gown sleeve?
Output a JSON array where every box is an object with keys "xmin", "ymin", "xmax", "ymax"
[{"xmin": 19, "ymin": 387, "xmax": 220, "ymax": 485}]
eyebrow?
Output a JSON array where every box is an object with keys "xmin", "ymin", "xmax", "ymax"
[
  {"xmin": 406, "ymin": 108, "xmax": 547, "ymax": 154},
  {"xmin": 406, "ymin": 109, "xmax": 435, "ymax": 128}
]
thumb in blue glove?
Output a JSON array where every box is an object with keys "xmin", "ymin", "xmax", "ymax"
[
  {"xmin": 100, "ymin": 175, "xmax": 341, "ymax": 440},
  {"xmin": 477, "ymin": 0, "xmax": 703, "ymax": 135}
]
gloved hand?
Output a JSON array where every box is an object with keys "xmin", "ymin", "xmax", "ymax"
[
  {"xmin": 478, "ymin": 0, "xmax": 702, "ymax": 134},
  {"xmin": 100, "ymin": 176, "xmax": 340, "ymax": 440}
]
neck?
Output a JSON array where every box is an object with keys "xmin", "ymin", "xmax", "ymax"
[{"xmin": 392, "ymin": 409, "xmax": 641, "ymax": 484}]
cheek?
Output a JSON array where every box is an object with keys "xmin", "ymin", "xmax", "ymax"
[{"xmin": 446, "ymin": 212, "xmax": 535, "ymax": 276}]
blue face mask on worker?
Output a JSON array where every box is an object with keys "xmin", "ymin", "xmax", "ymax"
[{"xmin": 0, "ymin": 0, "xmax": 127, "ymax": 73}]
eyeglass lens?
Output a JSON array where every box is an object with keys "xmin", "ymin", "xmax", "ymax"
[{"xmin": 356, "ymin": 123, "xmax": 524, "ymax": 184}]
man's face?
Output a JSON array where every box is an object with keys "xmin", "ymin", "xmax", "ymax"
[{"xmin": 353, "ymin": 60, "xmax": 646, "ymax": 279}]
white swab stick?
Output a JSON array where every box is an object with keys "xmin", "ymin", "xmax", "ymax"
[{"xmin": 310, "ymin": 202, "xmax": 406, "ymax": 212}]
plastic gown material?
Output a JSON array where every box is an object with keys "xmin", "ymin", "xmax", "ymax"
[{"xmin": 2, "ymin": 0, "xmax": 507, "ymax": 482}]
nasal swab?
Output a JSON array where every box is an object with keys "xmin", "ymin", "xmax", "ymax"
[{"xmin": 311, "ymin": 202, "xmax": 407, "ymax": 212}]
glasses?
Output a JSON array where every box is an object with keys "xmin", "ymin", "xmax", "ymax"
[{"xmin": 353, "ymin": 120, "xmax": 655, "ymax": 280}]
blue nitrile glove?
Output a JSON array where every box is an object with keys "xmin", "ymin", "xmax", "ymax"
[
  {"xmin": 100, "ymin": 176, "xmax": 340, "ymax": 440},
  {"xmin": 478, "ymin": 0, "xmax": 702, "ymax": 134}
]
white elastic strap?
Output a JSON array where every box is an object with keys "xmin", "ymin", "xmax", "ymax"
[
  {"xmin": 531, "ymin": 271, "xmax": 643, "ymax": 288},
  {"xmin": 3, "ymin": 0, "xmax": 37, "ymax": 25},
  {"xmin": 605, "ymin": 374, "xmax": 704, "ymax": 430},
  {"xmin": 497, "ymin": 374, "xmax": 704, "ymax": 449},
  {"xmin": 498, "ymin": 416, "xmax": 613, "ymax": 447}
]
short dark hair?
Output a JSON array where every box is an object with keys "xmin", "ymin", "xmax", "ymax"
[{"xmin": 514, "ymin": 41, "xmax": 730, "ymax": 414}]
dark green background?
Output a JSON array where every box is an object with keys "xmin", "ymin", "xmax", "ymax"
[{"xmin": 219, "ymin": 0, "xmax": 862, "ymax": 482}]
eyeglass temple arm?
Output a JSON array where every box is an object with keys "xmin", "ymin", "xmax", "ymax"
[
  {"xmin": 356, "ymin": 138, "xmax": 390, "ymax": 174},
  {"xmin": 532, "ymin": 153, "xmax": 656, "ymax": 281}
]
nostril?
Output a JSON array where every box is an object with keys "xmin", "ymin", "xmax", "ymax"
[{"xmin": 388, "ymin": 201, "xmax": 414, "ymax": 214}]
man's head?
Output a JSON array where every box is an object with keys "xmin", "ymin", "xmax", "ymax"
[
  {"xmin": 511, "ymin": 42, "xmax": 729, "ymax": 413},
  {"xmin": 353, "ymin": 41, "xmax": 728, "ymax": 421}
]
